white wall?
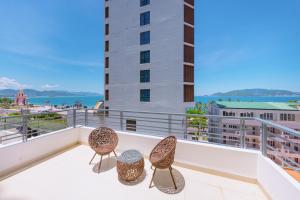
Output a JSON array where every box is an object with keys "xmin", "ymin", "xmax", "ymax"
[
  {"xmin": 257, "ymin": 155, "xmax": 300, "ymax": 200},
  {"xmin": 0, "ymin": 127, "xmax": 80, "ymax": 178},
  {"xmin": 1, "ymin": 127, "xmax": 300, "ymax": 200},
  {"xmin": 105, "ymin": 0, "xmax": 193, "ymax": 113}
]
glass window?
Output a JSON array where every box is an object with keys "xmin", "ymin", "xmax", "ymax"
[
  {"xmin": 105, "ymin": 90, "xmax": 109, "ymax": 101},
  {"xmin": 140, "ymin": 31, "xmax": 150, "ymax": 45},
  {"xmin": 126, "ymin": 119, "xmax": 136, "ymax": 132},
  {"xmin": 140, "ymin": 50, "xmax": 150, "ymax": 64},
  {"xmin": 140, "ymin": 11, "xmax": 150, "ymax": 26},
  {"xmin": 105, "ymin": 57, "xmax": 109, "ymax": 68},
  {"xmin": 140, "ymin": 89, "xmax": 150, "ymax": 102},
  {"xmin": 292, "ymin": 114, "xmax": 296, "ymax": 121},
  {"xmin": 140, "ymin": 70, "xmax": 150, "ymax": 83},
  {"xmin": 105, "ymin": 73, "xmax": 109, "ymax": 84},
  {"xmin": 105, "ymin": 24, "xmax": 109, "ymax": 35},
  {"xmin": 140, "ymin": 0, "xmax": 150, "ymax": 7},
  {"xmin": 105, "ymin": 7, "xmax": 109, "ymax": 18},
  {"xmin": 105, "ymin": 41, "xmax": 109, "ymax": 52}
]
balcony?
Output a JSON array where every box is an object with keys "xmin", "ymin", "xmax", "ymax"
[{"xmin": 0, "ymin": 109, "xmax": 300, "ymax": 200}]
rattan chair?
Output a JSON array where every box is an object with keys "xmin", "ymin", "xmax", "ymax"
[
  {"xmin": 88, "ymin": 127, "xmax": 118, "ymax": 173},
  {"xmin": 149, "ymin": 136, "xmax": 177, "ymax": 189}
]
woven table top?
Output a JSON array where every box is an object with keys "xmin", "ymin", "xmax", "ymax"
[{"xmin": 118, "ymin": 150, "xmax": 143, "ymax": 164}]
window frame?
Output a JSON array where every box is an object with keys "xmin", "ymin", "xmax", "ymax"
[
  {"xmin": 140, "ymin": 89, "xmax": 150, "ymax": 102},
  {"xmin": 140, "ymin": 0, "xmax": 150, "ymax": 7},
  {"xmin": 105, "ymin": 7, "xmax": 109, "ymax": 18},
  {"xmin": 140, "ymin": 11, "xmax": 150, "ymax": 26},
  {"xmin": 126, "ymin": 119, "xmax": 137, "ymax": 132},
  {"xmin": 140, "ymin": 50, "xmax": 150, "ymax": 64},
  {"xmin": 140, "ymin": 31, "xmax": 150, "ymax": 45},
  {"xmin": 140, "ymin": 70, "xmax": 150, "ymax": 83}
]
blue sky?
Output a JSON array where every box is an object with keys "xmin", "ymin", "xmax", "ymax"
[{"xmin": 0, "ymin": 0, "xmax": 299, "ymax": 95}]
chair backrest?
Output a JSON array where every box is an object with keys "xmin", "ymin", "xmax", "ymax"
[
  {"xmin": 88, "ymin": 127, "xmax": 118, "ymax": 153},
  {"xmin": 150, "ymin": 136, "xmax": 177, "ymax": 168}
]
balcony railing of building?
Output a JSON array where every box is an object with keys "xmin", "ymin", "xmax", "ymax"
[{"xmin": 0, "ymin": 108, "xmax": 300, "ymax": 172}]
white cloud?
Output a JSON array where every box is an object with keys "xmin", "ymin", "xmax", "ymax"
[
  {"xmin": 0, "ymin": 77, "xmax": 30, "ymax": 89},
  {"xmin": 41, "ymin": 84, "xmax": 59, "ymax": 90}
]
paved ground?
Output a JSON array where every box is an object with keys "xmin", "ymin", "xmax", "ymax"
[{"xmin": 0, "ymin": 145, "xmax": 268, "ymax": 200}]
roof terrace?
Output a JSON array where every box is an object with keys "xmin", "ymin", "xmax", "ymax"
[{"xmin": 0, "ymin": 109, "xmax": 300, "ymax": 200}]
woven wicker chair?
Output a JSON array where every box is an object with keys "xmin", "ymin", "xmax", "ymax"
[
  {"xmin": 88, "ymin": 127, "xmax": 118, "ymax": 173},
  {"xmin": 149, "ymin": 136, "xmax": 177, "ymax": 189}
]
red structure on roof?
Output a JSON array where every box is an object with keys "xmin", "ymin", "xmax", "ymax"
[{"xmin": 15, "ymin": 89, "xmax": 27, "ymax": 106}]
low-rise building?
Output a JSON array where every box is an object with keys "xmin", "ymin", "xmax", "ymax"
[{"xmin": 208, "ymin": 101, "xmax": 300, "ymax": 166}]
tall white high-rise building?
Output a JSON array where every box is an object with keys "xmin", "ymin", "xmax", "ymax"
[{"xmin": 104, "ymin": 0, "xmax": 195, "ymax": 113}]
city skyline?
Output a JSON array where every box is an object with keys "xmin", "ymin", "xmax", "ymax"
[{"xmin": 0, "ymin": 0, "xmax": 300, "ymax": 95}]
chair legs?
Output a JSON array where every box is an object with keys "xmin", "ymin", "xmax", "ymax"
[
  {"xmin": 90, "ymin": 151, "xmax": 117, "ymax": 173},
  {"xmin": 149, "ymin": 167, "xmax": 177, "ymax": 190},
  {"xmin": 89, "ymin": 152, "xmax": 97, "ymax": 165},
  {"xmin": 98, "ymin": 155, "xmax": 103, "ymax": 173},
  {"xmin": 149, "ymin": 167, "xmax": 157, "ymax": 188},
  {"xmin": 169, "ymin": 167, "xmax": 177, "ymax": 190}
]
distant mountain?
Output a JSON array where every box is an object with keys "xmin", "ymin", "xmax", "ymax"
[
  {"xmin": 211, "ymin": 89, "xmax": 300, "ymax": 97},
  {"xmin": 0, "ymin": 89, "xmax": 101, "ymax": 98}
]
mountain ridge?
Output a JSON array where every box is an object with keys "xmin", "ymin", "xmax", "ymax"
[
  {"xmin": 0, "ymin": 89, "xmax": 101, "ymax": 98},
  {"xmin": 211, "ymin": 89, "xmax": 300, "ymax": 97}
]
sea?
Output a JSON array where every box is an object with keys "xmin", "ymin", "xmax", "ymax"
[{"xmin": 27, "ymin": 96, "xmax": 300, "ymax": 108}]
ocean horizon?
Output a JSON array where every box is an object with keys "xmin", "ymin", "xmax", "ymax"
[{"xmin": 27, "ymin": 96, "xmax": 300, "ymax": 108}]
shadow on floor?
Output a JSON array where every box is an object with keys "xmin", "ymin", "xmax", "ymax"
[
  {"xmin": 0, "ymin": 186, "xmax": 28, "ymax": 200},
  {"xmin": 152, "ymin": 168, "xmax": 185, "ymax": 194},
  {"xmin": 118, "ymin": 170, "xmax": 147, "ymax": 186},
  {"xmin": 92, "ymin": 155, "xmax": 117, "ymax": 173}
]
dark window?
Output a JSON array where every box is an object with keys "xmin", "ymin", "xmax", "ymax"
[
  {"xmin": 184, "ymin": 85, "xmax": 194, "ymax": 102},
  {"xmin": 105, "ymin": 73, "xmax": 109, "ymax": 84},
  {"xmin": 140, "ymin": 31, "xmax": 150, "ymax": 45},
  {"xmin": 140, "ymin": 11, "xmax": 150, "ymax": 26},
  {"xmin": 105, "ymin": 24, "xmax": 109, "ymax": 35},
  {"xmin": 105, "ymin": 41, "xmax": 109, "ymax": 52},
  {"xmin": 140, "ymin": 70, "xmax": 150, "ymax": 83},
  {"xmin": 140, "ymin": 89, "xmax": 150, "ymax": 102},
  {"xmin": 140, "ymin": 50, "xmax": 150, "ymax": 64},
  {"xmin": 140, "ymin": 0, "xmax": 150, "ymax": 7},
  {"xmin": 126, "ymin": 119, "xmax": 136, "ymax": 132},
  {"xmin": 105, "ymin": 106, "xmax": 109, "ymax": 116},
  {"xmin": 260, "ymin": 113, "xmax": 273, "ymax": 120},
  {"xmin": 105, "ymin": 90, "xmax": 109, "ymax": 101},
  {"xmin": 105, "ymin": 7, "xmax": 109, "ymax": 18},
  {"xmin": 105, "ymin": 57, "xmax": 109, "ymax": 68}
]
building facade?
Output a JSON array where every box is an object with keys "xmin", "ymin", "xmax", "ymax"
[
  {"xmin": 103, "ymin": 0, "xmax": 195, "ymax": 113},
  {"xmin": 208, "ymin": 101, "xmax": 300, "ymax": 167}
]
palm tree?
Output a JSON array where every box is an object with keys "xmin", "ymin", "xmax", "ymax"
[{"xmin": 74, "ymin": 101, "xmax": 82, "ymax": 109}]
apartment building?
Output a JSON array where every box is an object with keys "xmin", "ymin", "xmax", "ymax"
[
  {"xmin": 208, "ymin": 101, "xmax": 300, "ymax": 166},
  {"xmin": 103, "ymin": 0, "xmax": 195, "ymax": 114}
]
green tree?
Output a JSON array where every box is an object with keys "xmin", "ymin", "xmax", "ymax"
[
  {"xmin": 0, "ymin": 97, "xmax": 14, "ymax": 109},
  {"xmin": 186, "ymin": 104, "xmax": 208, "ymax": 141}
]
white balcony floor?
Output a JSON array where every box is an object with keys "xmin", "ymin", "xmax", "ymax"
[{"xmin": 0, "ymin": 145, "xmax": 268, "ymax": 200}]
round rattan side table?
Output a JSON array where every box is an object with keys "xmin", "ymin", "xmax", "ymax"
[{"xmin": 117, "ymin": 150, "xmax": 144, "ymax": 182}]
